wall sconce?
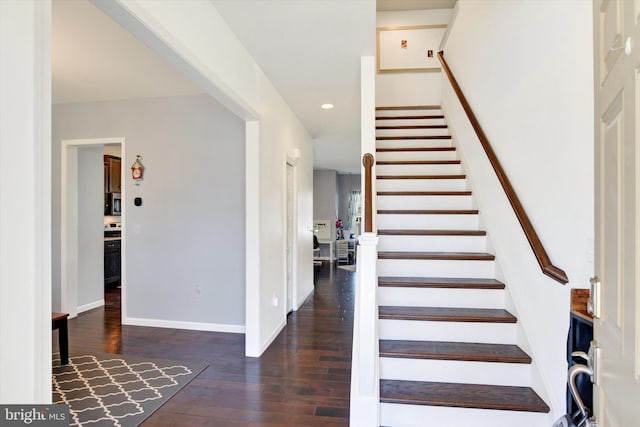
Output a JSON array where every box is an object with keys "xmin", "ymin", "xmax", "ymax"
[{"xmin": 131, "ymin": 155, "xmax": 144, "ymax": 185}]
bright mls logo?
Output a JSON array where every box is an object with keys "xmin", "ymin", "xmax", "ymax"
[{"xmin": 1, "ymin": 405, "xmax": 68, "ymax": 426}]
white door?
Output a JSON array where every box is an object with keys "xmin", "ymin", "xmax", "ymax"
[
  {"xmin": 593, "ymin": 1, "xmax": 640, "ymax": 425},
  {"xmin": 286, "ymin": 163, "xmax": 295, "ymax": 313}
]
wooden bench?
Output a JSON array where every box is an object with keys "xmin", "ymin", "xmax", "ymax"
[{"xmin": 52, "ymin": 312, "xmax": 69, "ymax": 365}]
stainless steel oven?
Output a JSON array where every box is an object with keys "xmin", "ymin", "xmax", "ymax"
[{"xmin": 110, "ymin": 193, "xmax": 121, "ymax": 216}]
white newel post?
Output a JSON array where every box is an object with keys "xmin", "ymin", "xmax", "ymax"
[{"xmin": 350, "ymin": 232, "xmax": 379, "ymax": 426}]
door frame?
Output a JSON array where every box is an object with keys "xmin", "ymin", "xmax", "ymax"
[
  {"xmin": 61, "ymin": 137, "xmax": 126, "ymax": 320},
  {"xmin": 284, "ymin": 155, "xmax": 299, "ymax": 315}
]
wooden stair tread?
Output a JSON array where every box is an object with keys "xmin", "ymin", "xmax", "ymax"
[
  {"xmin": 380, "ymin": 380, "xmax": 549, "ymax": 412},
  {"xmin": 377, "ymin": 135, "xmax": 452, "ymax": 140},
  {"xmin": 376, "ymin": 147, "xmax": 455, "ymax": 152},
  {"xmin": 377, "ymin": 174, "xmax": 465, "ymax": 180},
  {"xmin": 376, "ymin": 160, "xmax": 461, "ymax": 165},
  {"xmin": 376, "ymin": 124, "xmax": 448, "ymax": 130},
  {"xmin": 376, "ymin": 115, "xmax": 444, "ymax": 120},
  {"xmin": 378, "ymin": 209, "xmax": 478, "ymax": 215},
  {"xmin": 379, "ymin": 340, "xmax": 531, "ymax": 364},
  {"xmin": 377, "ymin": 191, "xmax": 472, "ymax": 196},
  {"xmin": 378, "ymin": 251, "xmax": 495, "ymax": 261},
  {"xmin": 376, "ymin": 105, "xmax": 440, "ymax": 111},
  {"xmin": 377, "ymin": 229, "xmax": 486, "ymax": 236},
  {"xmin": 378, "ymin": 276, "xmax": 505, "ymax": 289},
  {"xmin": 379, "ymin": 306, "xmax": 516, "ymax": 323}
]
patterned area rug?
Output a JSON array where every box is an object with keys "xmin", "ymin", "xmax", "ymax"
[{"xmin": 52, "ymin": 353, "xmax": 207, "ymax": 426}]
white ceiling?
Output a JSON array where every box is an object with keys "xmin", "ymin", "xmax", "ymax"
[
  {"xmin": 52, "ymin": 0, "xmax": 203, "ymax": 104},
  {"xmin": 52, "ymin": 0, "xmax": 452, "ymax": 173},
  {"xmin": 211, "ymin": 0, "xmax": 376, "ymax": 173}
]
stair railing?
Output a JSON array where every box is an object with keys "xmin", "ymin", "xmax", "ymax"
[
  {"xmin": 349, "ymin": 153, "xmax": 380, "ymax": 426},
  {"xmin": 437, "ymin": 51, "xmax": 568, "ymax": 284}
]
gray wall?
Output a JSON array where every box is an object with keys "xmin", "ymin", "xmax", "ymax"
[
  {"xmin": 52, "ymin": 94, "xmax": 246, "ymax": 327},
  {"xmin": 77, "ymin": 146, "xmax": 104, "ymax": 308},
  {"xmin": 337, "ymin": 173, "xmax": 361, "ymax": 237},
  {"xmin": 313, "ymin": 170, "xmax": 338, "ymax": 240}
]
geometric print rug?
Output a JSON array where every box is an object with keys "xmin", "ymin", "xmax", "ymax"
[{"xmin": 52, "ymin": 353, "xmax": 208, "ymax": 426}]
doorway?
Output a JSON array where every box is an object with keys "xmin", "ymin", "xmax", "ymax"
[{"xmin": 61, "ymin": 137, "xmax": 126, "ymax": 320}]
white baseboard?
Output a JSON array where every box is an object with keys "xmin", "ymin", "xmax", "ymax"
[
  {"xmin": 295, "ymin": 285, "xmax": 314, "ymax": 311},
  {"xmin": 251, "ymin": 318, "xmax": 286, "ymax": 358},
  {"xmin": 77, "ymin": 299, "xmax": 105, "ymax": 314},
  {"xmin": 123, "ymin": 316, "xmax": 245, "ymax": 334}
]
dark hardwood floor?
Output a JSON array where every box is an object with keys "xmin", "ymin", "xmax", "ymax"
[{"xmin": 53, "ymin": 264, "xmax": 355, "ymax": 426}]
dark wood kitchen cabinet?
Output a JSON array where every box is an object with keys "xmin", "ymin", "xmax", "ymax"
[
  {"xmin": 104, "ymin": 155, "xmax": 121, "ymax": 193},
  {"xmin": 104, "ymin": 239, "xmax": 121, "ymax": 287}
]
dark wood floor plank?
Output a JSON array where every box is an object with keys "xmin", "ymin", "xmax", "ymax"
[
  {"xmin": 377, "ymin": 277, "xmax": 505, "ymax": 289},
  {"xmin": 379, "ymin": 340, "xmax": 531, "ymax": 363},
  {"xmin": 380, "ymin": 380, "xmax": 549, "ymax": 412},
  {"xmin": 54, "ymin": 263, "xmax": 354, "ymax": 426},
  {"xmin": 378, "ymin": 306, "xmax": 517, "ymax": 323}
]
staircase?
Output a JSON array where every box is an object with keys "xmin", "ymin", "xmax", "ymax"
[{"xmin": 374, "ymin": 106, "xmax": 550, "ymax": 427}]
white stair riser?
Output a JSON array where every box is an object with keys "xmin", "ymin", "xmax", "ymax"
[
  {"xmin": 378, "ymin": 287, "xmax": 503, "ymax": 309},
  {"xmin": 375, "ymin": 150, "xmax": 458, "ymax": 162},
  {"xmin": 377, "ymin": 195, "xmax": 473, "ymax": 211},
  {"xmin": 376, "ymin": 118, "xmax": 446, "ymax": 127},
  {"xmin": 376, "ymin": 163, "xmax": 462, "ymax": 175},
  {"xmin": 377, "ymin": 109, "xmax": 443, "ymax": 117},
  {"xmin": 376, "ymin": 128, "xmax": 450, "ymax": 137},
  {"xmin": 378, "ymin": 258, "xmax": 495, "ymax": 278},
  {"xmin": 376, "ymin": 178, "xmax": 468, "ymax": 192},
  {"xmin": 377, "ymin": 213, "xmax": 480, "ymax": 230},
  {"xmin": 380, "ymin": 403, "xmax": 550, "ymax": 427},
  {"xmin": 376, "ymin": 139, "xmax": 453, "ymax": 149},
  {"xmin": 379, "ymin": 319, "xmax": 517, "ymax": 344},
  {"xmin": 378, "ymin": 235, "xmax": 486, "ymax": 252},
  {"xmin": 380, "ymin": 358, "xmax": 531, "ymax": 386}
]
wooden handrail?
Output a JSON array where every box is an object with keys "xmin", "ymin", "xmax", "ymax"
[
  {"xmin": 437, "ymin": 51, "xmax": 568, "ymax": 284},
  {"xmin": 362, "ymin": 153, "xmax": 374, "ymax": 232}
]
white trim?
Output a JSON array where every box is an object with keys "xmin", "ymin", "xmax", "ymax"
[
  {"xmin": 284, "ymin": 159, "xmax": 298, "ymax": 315},
  {"xmin": 0, "ymin": 0, "xmax": 52, "ymax": 403},
  {"xmin": 124, "ymin": 316, "xmax": 245, "ymax": 334},
  {"xmin": 61, "ymin": 137, "xmax": 126, "ymax": 320},
  {"xmin": 245, "ymin": 121, "xmax": 261, "ymax": 357},
  {"xmin": 295, "ymin": 285, "xmax": 314, "ymax": 311},
  {"xmin": 77, "ymin": 299, "xmax": 105, "ymax": 314},
  {"xmin": 255, "ymin": 318, "xmax": 286, "ymax": 356}
]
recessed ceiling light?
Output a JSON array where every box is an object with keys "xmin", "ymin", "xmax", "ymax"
[{"xmin": 321, "ymin": 103, "xmax": 334, "ymax": 110}]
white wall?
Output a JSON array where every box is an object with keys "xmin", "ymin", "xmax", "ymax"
[
  {"xmin": 77, "ymin": 146, "xmax": 104, "ymax": 310},
  {"xmin": 376, "ymin": 9, "xmax": 453, "ymax": 107},
  {"xmin": 0, "ymin": 0, "xmax": 52, "ymax": 403},
  {"xmin": 441, "ymin": 0, "xmax": 594, "ymax": 418},
  {"xmin": 89, "ymin": 0, "xmax": 315, "ymax": 356},
  {"xmin": 53, "ymin": 94, "xmax": 247, "ymax": 330}
]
